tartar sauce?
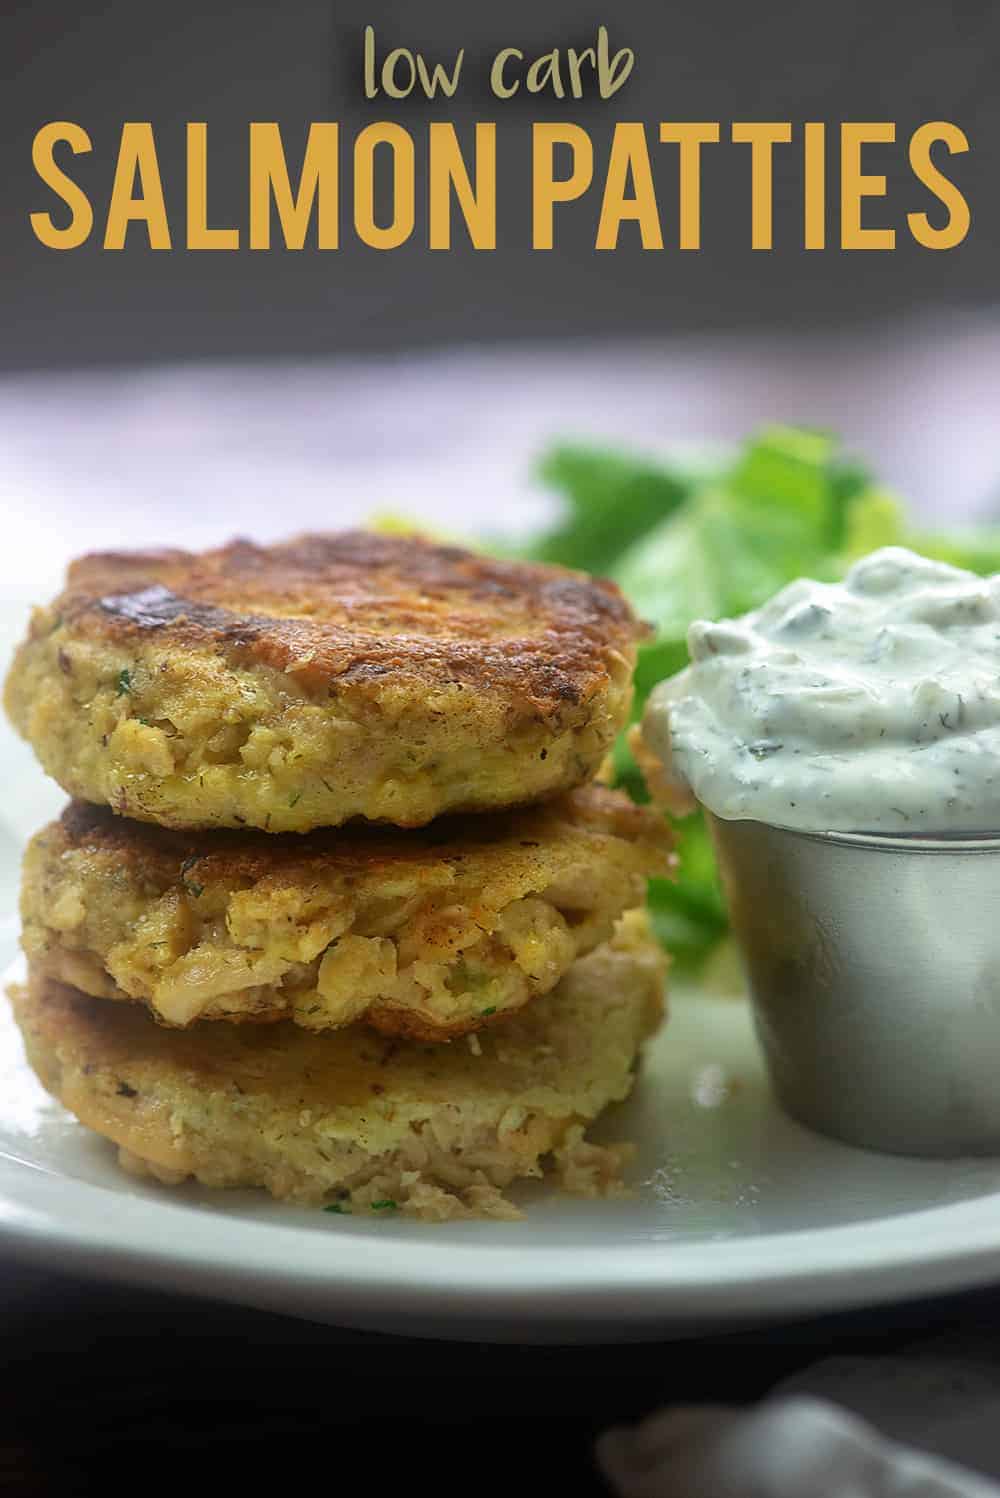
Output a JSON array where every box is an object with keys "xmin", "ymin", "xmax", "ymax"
[{"xmin": 641, "ymin": 546, "xmax": 1000, "ymax": 835}]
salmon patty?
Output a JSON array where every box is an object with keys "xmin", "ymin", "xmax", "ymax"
[
  {"xmin": 4, "ymin": 532, "xmax": 645, "ymax": 831},
  {"xmin": 11, "ymin": 912, "xmax": 666, "ymax": 1221},
  {"xmin": 21, "ymin": 786, "xmax": 672, "ymax": 1040}
]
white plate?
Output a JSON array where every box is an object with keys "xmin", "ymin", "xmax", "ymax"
[{"xmin": 6, "ymin": 937, "xmax": 1000, "ymax": 1343}]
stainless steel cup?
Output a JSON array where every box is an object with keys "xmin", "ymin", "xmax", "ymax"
[{"xmin": 708, "ymin": 814, "xmax": 1000, "ymax": 1156}]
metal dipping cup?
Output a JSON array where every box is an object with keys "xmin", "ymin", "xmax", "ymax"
[{"xmin": 708, "ymin": 814, "xmax": 1000, "ymax": 1157}]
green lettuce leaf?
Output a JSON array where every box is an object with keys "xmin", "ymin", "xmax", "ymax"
[
  {"xmin": 524, "ymin": 426, "xmax": 1000, "ymax": 968},
  {"xmin": 527, "ymin": 445, "xmax": 700, "ymax": 574},
  {"xmin": 906, "ymin": 529, "xmax": 1000, "ymax": 576}
]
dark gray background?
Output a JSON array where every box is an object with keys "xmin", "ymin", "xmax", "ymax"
[{"xmin": 3, "ymin": 0, "xmax": 998, "ymax": 370}]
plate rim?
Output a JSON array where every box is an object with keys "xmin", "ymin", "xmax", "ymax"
[
  {"xmin": 3, "ymin": 1147, "xmax": 1000, "ymax": 1336},
  {"xmin": 4, "ymin": 957, "xmax": 1000, "ymax": 1338}
]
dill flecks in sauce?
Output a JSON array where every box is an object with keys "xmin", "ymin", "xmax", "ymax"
[{"xmin": 641, "ymin": 547, "xmax": 1000, "ymax": 835}]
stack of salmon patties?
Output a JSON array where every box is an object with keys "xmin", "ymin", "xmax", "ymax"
[{"xmin": 4, "ymin": 532, "xmax": 672, "ymax": 1220}]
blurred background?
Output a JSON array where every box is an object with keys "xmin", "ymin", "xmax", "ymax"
[{"xmin": 1, "ymin": 0, "xmax": 999, "ymax": 585}]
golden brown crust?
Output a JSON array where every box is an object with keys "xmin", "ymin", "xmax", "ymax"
[
  {"xmin": 52, "ymin": 781, "xmax": 664, "ymax": 889},
  {"xmin": 5, "ymin": 532, "xmax": 645, "ymax": 830},
  {"xmin": 58, "ymin": 532, "xmax": 644, "ymax": 713},
  {"xmin": 21, "ymin": 787, "xmax": 673, "ymax": 1038}
]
